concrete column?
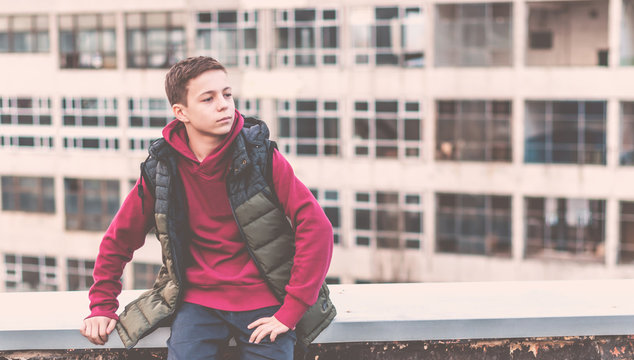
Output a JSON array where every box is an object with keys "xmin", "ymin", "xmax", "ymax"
[
  {"xmin": 609, "ymin": 0, "xmax": 623, "ymax": 67},
  {"xmin": 605, "ymin": 197, "xmax": 619, "ymax": 268},
  {"xmin": 514, "ymin": 0, "xmax": 526, "ymax": 69}
]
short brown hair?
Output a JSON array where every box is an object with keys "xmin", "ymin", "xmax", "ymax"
[{"xmin": 164, "ymin": 56, "xmax": 226, "ymax": 106}]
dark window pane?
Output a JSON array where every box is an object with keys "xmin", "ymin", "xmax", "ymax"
[
  {"xmin": 198, "ymin": 13, "xmax": 212, "ymax": 23},
  {"xmin": 355, "ymin": 102, "xmax": 368, "ymax": 111},
  {"xmin": 376, "ymin": 26, "xmax": 392, "ymax": 48},
  {"xmin": 376, "ymin": 119, "xmax": 397, "ymax": 140},
  {"xmin": 324, "ymin": 207, "xmax": 340, "ymax": 227},
  {"xmin": 324, "ymin": 118, "xmax": 338, "ymax": 138},
  {"xmin": 105, "ymin": 116, "xmax": 117, "ymax": 127},
  {"xmin": 323, "ymin": 10, "xmax": 337, "ymax": 20},
  {"xmin": 376, "ymin": 101, "xmax": 398, "ymax": 113},
  {"xmin": 297, "ymin": 117, "xmax": 317, "ymax": 138},
  {"xmin": 324, "ymin": 101, "xmax": 337, "ymax": 111},
  {"xmin": 354, "ymin": 118, "xmax": 369, "ymax": 139},
  {"xmin": 39, "ymin": 115, "xmax": 51, "ymax": 125},
  {"xmin": 218, "ymin": 11, "xmax": 237, "ymax": 23},
  {"xmin": 376, "ymin": 7, "xmax": 398, "ymax": 20},
  {"xmin": 279, "ymin": 117, "xmax": 290, "ymax": 137},
  {"xmin": 404, "ymin": 119, "xmax": 420, "ymax": 140},
  {"xmin": 405, "ymin": 102, "xmax": 419, "ymax": 111},
  {"xmin": 82, "ymin": 116, "xmax": 98, "ymax": 126},
  {"xmin": 18, "ymin": 137, "xmax": 34, "ymax": 147},
  {"xmin": 297, "ymin": 144, "xmax": 317, "ymax": 155},
  {"xmin": 355, "ymin": 209, "xmax": 371, "ymax": 230},
  {"xmin": 130, "ymin": 116, "xmax": 143, "ymax": 127},
  {"xmin": 295, "ymin": 9, "xmax": 316, "ymax": 21},
  {"xmin": 322, "ymin": 27, "xmax": 338, "ymax": 48},
  {"xmin": 297, "ymin": 100, "xmax": 317, "ymax": 112},
  {"xmin": 17, "ymin": 115, "xmax": 33, "ymax": 125}
]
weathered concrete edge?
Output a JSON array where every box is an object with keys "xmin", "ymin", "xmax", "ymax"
[{"xmin": 3, "ymin": 315, "xmax": 634, "ymax": 350}]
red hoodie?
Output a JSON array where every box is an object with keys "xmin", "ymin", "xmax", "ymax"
[{"xmin": 88, "ymin": 110, "xmax": 333, "ymax": 329}]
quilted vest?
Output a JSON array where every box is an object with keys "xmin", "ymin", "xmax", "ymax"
[{"xmin": 115, "ymin": 118, "xmax": 336, "ymax": 349}]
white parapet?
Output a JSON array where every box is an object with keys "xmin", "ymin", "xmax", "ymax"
[{"xmin": 2, "ymin": 280, "xmax": 634, "ymax": 350}]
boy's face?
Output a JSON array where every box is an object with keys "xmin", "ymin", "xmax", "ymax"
[{"xmin": 174, "ymin": 69, "xmax": 235, "ymax": 143}]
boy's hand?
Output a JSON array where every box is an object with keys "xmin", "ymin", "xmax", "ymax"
[
  {"xmin": 247, "ymin": 316, "xmax": 289, "ymax": 344},
  {"xmin": 80, "ymin": 316, "xmax": 117, "ymax": 345}
]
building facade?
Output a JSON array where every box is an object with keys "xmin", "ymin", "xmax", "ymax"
[{"xmin": 1, "ymin": 0, "xmax": 634, "ymax": 292}]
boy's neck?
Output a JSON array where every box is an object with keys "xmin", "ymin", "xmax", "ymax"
[{"xmin": 186, "ymin": 131, "xmax": 225, "ymax": 162}]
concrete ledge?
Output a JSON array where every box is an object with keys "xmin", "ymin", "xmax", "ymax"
[{"xmin": 2, "ymin": 280, "xmax": 634, "ymax": 350}]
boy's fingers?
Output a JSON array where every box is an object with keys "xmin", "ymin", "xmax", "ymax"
[
  {"xmin": 249, "ymin": 326, "xmax": 261, "ymax": 343},
  {"xmin": 98, "ymin": 322, "xmax": 109, "ymax": 343},
  {"xmin": 106, "ymin": 319, "xmax": 117, "ymax": 334},
  {"xmin": 89, "ymin": 324, "xmax": 102, "ymax": 345},
  {"xmin": 255, "ymin": 326, "xmax": 271, "ymax": 344},
  {"xmin": 247, "ymin": 317, "xmax": 265, "ymax": 329}
]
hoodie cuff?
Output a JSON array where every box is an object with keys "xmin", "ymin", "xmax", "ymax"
[
  {"xmin": 86, "ymin": 306, "xmax": 120, "ymax": 321},
  {"xmin": 274, "ymin": 294, "xmax": 310, "ymax": 330}
]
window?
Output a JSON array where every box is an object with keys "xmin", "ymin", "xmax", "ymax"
[
  {"xmin": 133, "ymin": 262, "xmax": 161, "ymax": 289},
  {"xmin": 126, "ymin": 12, "xmax": 186, "ymax": 69},
  {"xmin": 311, "ymin": 189, "xmax": 341, "ymax": 245},
  {"xmin": 529, "ymin": 1, "xmax": 608, "ymax": 67},
  {"xmin": 435, "ymin": 3, "xmax": 512, "ymax": 67},
  {"xmin": 0, "ymin": 136, "xmax": 53, "ymax": 149},
  {"xmin": 525, "ymin": 101, "xmax": 606, "ymax": 165},
  {"xmin": 353, "ymin": 191, "xmax": 423, "ymax": 249},
  {"xmin": 350, "ymin": 6, "xmax": 424, "ymax": 67},
  {"xmin": 67, "ymin": 258, "xmax": 94, "ymax": 290},
  {"xmin": 525, "ymin": 197, "xmax": 605, "ymax": 261},
  {"xmin": 5, "ymin": 254, "xmax": 57, "ymax": 291},
  {"xmin": 59, "ymin": 14, "xmax": 116, "ymax": 69},
  {"xmin": 436, "ymin": 193, "xmax": 512, "ymax": 256},
  {"xmin": 0, "ymin": 15, "xmax": 49, "ymax": 53},
  {"xmin": 62, "ymin": 97, "xmax": 118, "ymax": 127},
  {"xmin": 277, "ymin": 99, "xmax": 339, "ymax": 156},
  {"xmin": 275, "ymin": 8, "xmax": 339, "ymax": 66},
  {"xmin": 234, "ymin": 98, "xmax": 261, "ymax": 120},
  {"xmin": 436, "ymin": 100, "xmax": 512, "ymax": 161},
  {"xmin": 64, "ymin": 178, "xmax": 119, "ymax": 231},
  {"xmin": 621, "ymin": 102, "xmax": 634, "ymax": 165},
  {"xmin": 129, "ymin": 97, "xmax": 172, "ymax": 128},
  {"xmin": 353, "ymin": 100, "xmax": 422, "ymax": 158},
  {"xmin": 129, "ymin": 138, "xmax": 157, "ymax": 152},
  {"xmin": 63, "ymin": 137, "xmax": 119, "ymax": 151},
  {"xmin": 620, "ymin": 202, "xmax": 634, "ymax": 263},
  {"xmin": 196, "ymin": 10, "xmax": 258, "ymax": 67},
  {"xmin": 1, "ymin": 176, "xmax": 55, "ymax": 213},
  {"xmin": 0, "ymin": 96, "xmax": 52, "ymax": 125}
]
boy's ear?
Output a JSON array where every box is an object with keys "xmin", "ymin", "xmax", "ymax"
[{"xmin": 172, "ymin": 103, "xmax": 188, "ymax": 123}]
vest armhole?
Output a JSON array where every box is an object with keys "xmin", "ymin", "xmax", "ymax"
[{"xmin": 140, "ymin": 159, "xmax": 157, "ymax": 199}]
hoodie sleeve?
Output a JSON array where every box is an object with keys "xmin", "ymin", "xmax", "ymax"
[
  {"xmin": 86, "ymin": 176, "xmax": 156, "ymax": 320},
  {"xmin": 269, "ymin": 149, "xmax": 334, "ymax": 329}
]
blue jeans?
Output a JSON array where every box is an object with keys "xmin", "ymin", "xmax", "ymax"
[{"xmin": 167, "ymin": 302, "xmax": 296, "ymax": 360}]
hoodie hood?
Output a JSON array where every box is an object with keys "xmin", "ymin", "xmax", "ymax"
[{"xmin": 162, "ymin": 109, "xmax": 245, "ymax": 177}]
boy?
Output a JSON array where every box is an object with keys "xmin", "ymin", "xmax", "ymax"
[{"xmin": 80, "ymin": 56, "xmax": 336, "ymax": 359}]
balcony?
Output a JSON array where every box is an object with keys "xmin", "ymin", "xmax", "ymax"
[{"xmin": 1, "ymin": 280, "xmax": 634, "ymax": 359}]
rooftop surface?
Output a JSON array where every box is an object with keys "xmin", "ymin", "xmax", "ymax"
[{"xmin": 2, "ymin": 280, "xmax": 634, "ymax": 350}]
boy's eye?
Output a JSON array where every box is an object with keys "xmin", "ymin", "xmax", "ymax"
[
  {"xmin": 224, "ymin": 93, "xmax": 232, "ymax": 98},
  {"xmin": 202, "ymin": 97, "xmax": 212, "ymax": 102}
]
